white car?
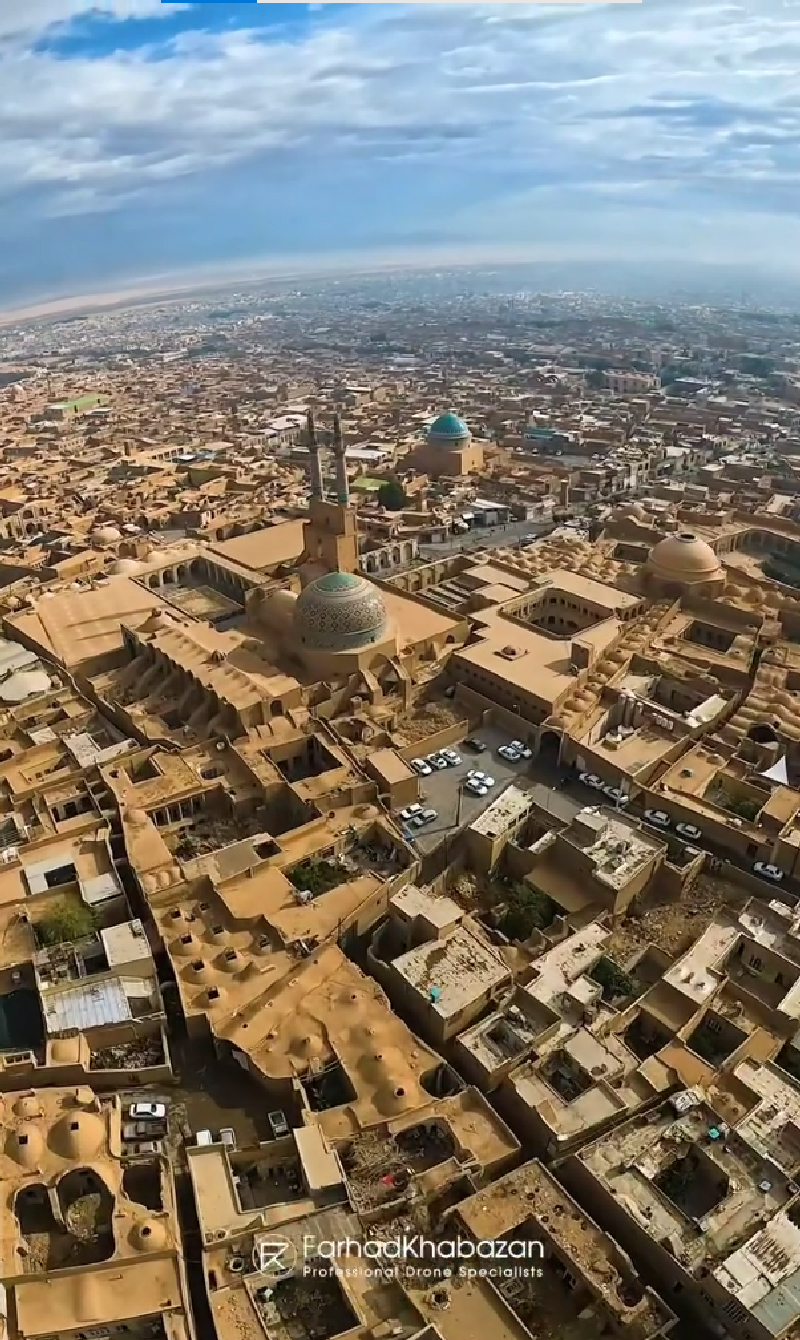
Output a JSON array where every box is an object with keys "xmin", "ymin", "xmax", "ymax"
[
  {"xmin": 644, "ymin": 809, "xmax": 670, "ymax": 829},
  {"xmin": 128, "ymin": 1101, "xmax": 166, "ymax": 1121},
  {"xmin": 428, "ymin": 753, "xmax": 449, "ymax": 770},
  {"xmin": 420, "ymin": 808, "xmax": 438, "ymax": 825},
  {"xmin": 754, "ymin": 862, "xmax": 784, "ymax": 883},
  {"xmin": 483, "ymin": 775, "xmax": 496, "ymax": 788},
  {"xmin": 499, "ymin": 745, "xmax": 520, "ymax": 762},
  {"xmin": 412, "ymin": 759, "xmax": 432, "ymax": 776},
  {"xmin": 466, "ymin": 781, "xmax": 488, "ymax": 797},
  {"xmin": 603, "ymin": 785, "xmax": 630, "ymax": 806},
  {"xmin": 400, "ymin": 804, "xmax": 422, "ymax": 822},
  {"xmin": 676, "ymin": 823, "xmax": 702, "ymax": 842},
  {"xmin": 579, "ymin": 772, "xmax": 603, "ymax": 789}
]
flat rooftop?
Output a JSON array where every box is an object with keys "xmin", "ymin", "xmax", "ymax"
[
  {"xmin": 470, "ymin": 784, "xmax": 532, "ymax": 838},
  {"xmin": 580, "ymin": 1093, "xmax": 795, "ymax": 1271},
  {"xmin": 392, "ymin": 922, "xmax": 511, "ymax": 1020}
]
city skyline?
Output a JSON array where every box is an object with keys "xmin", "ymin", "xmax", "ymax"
[{"xmin": 2, "ymin": 0, "xmax": 800, "ymax": 306}]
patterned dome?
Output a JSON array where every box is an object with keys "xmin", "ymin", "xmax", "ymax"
[
  {"xmin": 427, "ymin": 412, "xmax": 470, "ymax": 444},
  {"xmin": 294, "ymin": 571, "xmax": 388, "ymax": 652}
]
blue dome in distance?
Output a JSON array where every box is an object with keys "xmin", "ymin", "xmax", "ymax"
[{"xmin": 427, "ymin": 412, "xmax": 470, "ymax": 442}]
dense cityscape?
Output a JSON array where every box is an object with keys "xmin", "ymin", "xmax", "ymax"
[{"xmin": 0, "ymin": 269, "xmax": 799, "ymax": 1340}]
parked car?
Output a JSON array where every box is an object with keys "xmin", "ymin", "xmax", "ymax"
[
  {"xmin": 603, "ymin": 785, "xmax": 630, "ymax": 806},
  {"xmin": 463, "ymin": 737, "xmax": 486, "ymax": 753},
  {"xmin": 466, "ymin": 781, "xmax": 488, "ymax": 797},
  {"xmin": 412, "ymin": 758, "xmax": 432, "ymax": 776},
  {"xmin": 498, "ymin": 745, "xmax": 521, "ymax": 762},
  {"xmin": 644, "ymin": 810, "xmax": 670, "ymax": 829},
  {"xmin": 420, "ymin": 808, "xmax": 438, "ymax": 825},
  {"xmin": 675, "ymin": 823, "xmax": 702, "ymax": 842},
  {"xmin": 428, "ymin": 753, "xmax": 449, "ymax": 770},
  {"xmin": 754, "ymin": 861, "xmax": 784, "ymax": 883},
  {"xmin": 128, "ymin": 1101, "xmax": 167, "ymax": 1121},
  {"xmin": 123, "ymin": 1122, "xmax": 158, "ymax": 1141},
  {"xmin": 509, "ymin": 740, "xmax": 532, "ymax": 759},
  {"xmin": 578, "ymin": 772, "xmax": 603, "ymax": 790},
  {"xmin": 268, "ymin": 1110, "xmax": 290, "ymax": 1138},
  {"xmin": 400, "ymin": 803, "xmax": 422, "ymax": 822}
]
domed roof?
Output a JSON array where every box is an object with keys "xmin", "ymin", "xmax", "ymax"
[
  {"xmin": 428, "ymin": 412, "xmax": 470, "ymax": 443},
  {"xmin": 171, "ymin": 932, "xmax": 200, "ymax": 956},
  {"xmin": 647, "ymin": 532, "xmax": 722, "ymax": 585},
  {"xmin": 92, "ymin": 525, "xmax": 122, "ymax": 544},
  {"xmin": 187, "ymin": 959, "xmax": 214, "ymax": 984},
  {"xmin": 50, "ymin": 1110, "xmax": 106, "ymax": 1161},
  {"xmin": 294, "ymin": 571, "xmax": 389, "ymax": 653},
  {"xmin": 216, "ymin": 948, "xmax": 241, "ymax": 973},
  {"xmin": 111, "ymin": 558, "xmax": 144, "ymax": 576},
  {"xmin": 6, "ymin": 1124, "xmax": 44, "ymax": 1168},
  {"xmin": 374, "ymin": 1077, "xmax": 418, "ymax": 1117},
  {"xmin": 130, "ymin": 1218, "xmax": 168, "ymax": 1252},
  {"xmin": 13, "ymin": 1094, "xmax": 42, "ymax": 1120}
]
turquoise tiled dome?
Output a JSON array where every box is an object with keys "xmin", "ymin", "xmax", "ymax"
[
  {"xmin": 295, "ymin": 572, "xmax": 388, "ymax": 651},
  {"xmin": 427, "ymin": 412, "xmax": 470, "ymax": 443}
]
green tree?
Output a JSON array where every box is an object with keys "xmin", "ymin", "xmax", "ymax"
[
  {"xmin": 590, "ymin": 956, "xmax": 637, "ymax": 1001},
  {"xmin": 287, "ymin": 858, "xmax": 347, "ymax": 897},
  {"xmin": 377, "ymin": 479, "xmax": 408, "ymax": 511},
  {"xmin": 35, "ymin": 899, "xmax": 98, "ymax": 947},
  {"xmin": 584, "ymin": 369, "xmax": 606, "ymax": 390},
  {"xmin": 498, "ymin": 884, "xmax": 557, "ymax": 941}
]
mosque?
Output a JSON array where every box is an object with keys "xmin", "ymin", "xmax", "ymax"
[
  {"xmin": 410, "ymin": 411, "xmax": 485, "ymax": 477},
  {"xmin": 107, "ymin": 411, "xmax": 470, "ymax": 734},
  {"xmin": 254, "ymin": 411, "xmax": 468, "ymax": 701}
]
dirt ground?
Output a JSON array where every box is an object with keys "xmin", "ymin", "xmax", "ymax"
[
  {"xmin": 605, "ymin": 873, "xmax": 749, "ymax": 964},
  {"xmin": 393, "ymin": 698, "xmax": 464, "ymax": 746},
  {"xmin": 448, "ymin": 868, "xmax": 748, "ymax": 972},
  {"xmin": 24, "ymin": 1193, "xmax": 112, "ymax": 1272}
]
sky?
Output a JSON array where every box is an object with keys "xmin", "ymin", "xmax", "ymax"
[{"xmin": 3, "ymin": 0, "xmax": 800, "ymax": 306}]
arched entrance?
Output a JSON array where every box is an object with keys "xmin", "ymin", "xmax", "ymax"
[{"xmin": 538, "ymin": 729, "xmax": 562, "ymax": 763}]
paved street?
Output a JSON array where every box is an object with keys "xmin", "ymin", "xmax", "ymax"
[
  {"xmin": 398, "ymin": 735, "xmax": 797, "ymax": 903},
  {"xmin": 399, "ymin": 725, "xmax": 581, "ymax": 855},
  {"xmin": 418, "ymin": 518, "xmax": 554, "ymax": 559}
]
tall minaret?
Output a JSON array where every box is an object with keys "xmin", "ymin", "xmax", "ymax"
[
  {"xmin": 332, "ymin": 412, "xmax": 349, "ymax": 506},
  {"xmin": 306, "ymin": 409, "xmax": 324, "ymax": 500}
]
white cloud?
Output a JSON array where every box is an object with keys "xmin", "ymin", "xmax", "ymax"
[
  {"xmin": 1, "ymin": 0, "xmax": 800, "ymax": 262},
  {"xmin": 0, "ymin": 0, "xmax": 182, "ymax": 40}
]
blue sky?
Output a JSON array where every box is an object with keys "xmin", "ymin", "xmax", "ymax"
[{"xmin": 2, "ymin": 0, "xmax": 800, "ymax": 305}]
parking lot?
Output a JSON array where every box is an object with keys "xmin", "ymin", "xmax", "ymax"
[{"xmin": 399, "ymin": 725, "xmax": 550, "ymax": 854}]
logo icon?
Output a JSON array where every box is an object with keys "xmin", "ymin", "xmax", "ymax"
[{"xmin": 253, "ymin": 1236, "xmax": 297, "ymax": 1276}]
